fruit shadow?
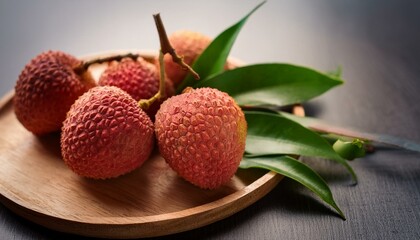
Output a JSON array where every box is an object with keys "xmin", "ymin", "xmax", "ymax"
[
  {"xmin": 0, "ymin": 94, "xmax": 14, "ymax": 117},
  {"xmin": 73, "ymin": 150, "xmax": 238, "ymax": 216},
  {"xmin": 159, "ymin": 167, "xmax": 267, "ymax": 212},
  {"xmin": 34, "ymin": 131, "xmax": 63, "ymax": 160},
  {"xmin": 162, "ymin": 175, "xmax": 235, "ymax": 209},
  {"xmin": 76, "ymin": 159, "xmax": 155, "ymax": 215}
]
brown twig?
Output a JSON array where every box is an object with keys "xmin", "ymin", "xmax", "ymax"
[
  {"xmin": 138, "ymin": 50, "xmax": 166, "ymax": 110},
  {"xmin": 153, "ymin": 13, "xmax": 200, "ymax": 80},
  {"xmin": 73, "ymin": 53, "xmax": 140, "ymax": 75}
]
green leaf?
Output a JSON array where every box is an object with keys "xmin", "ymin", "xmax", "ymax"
[
  {"xmin": 245, "ymin": 111, "xmax": 357, "ymax": 182},
  {"xmin": 177, "ymin": 1, "xmax": 266, "ymax": 92},
  {"xmin": 240, "ymin": 155, "xmax": 345, "ymax": 219},
  {"xmin": 194, "ymin": 64, "xmax": 343, "ymax": 106}
]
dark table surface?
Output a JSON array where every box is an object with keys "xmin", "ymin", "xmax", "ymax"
[{"xmin": 1, "ymin": 0, "xmax": 420, "ymax": 239}]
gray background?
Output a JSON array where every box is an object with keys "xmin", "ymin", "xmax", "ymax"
[{"xmin": 1, "ymin": 0, "xmax": 419, "ymax": 239}]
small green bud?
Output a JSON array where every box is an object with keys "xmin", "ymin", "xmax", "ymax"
[{"xmin": 333, "ymin": 139, "xmax": 366, "ymax": 160}]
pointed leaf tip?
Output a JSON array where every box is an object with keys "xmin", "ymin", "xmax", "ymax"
[
  {"xmin": 177, "ymin": 1, "xmax": 266, "ymax": 92},
  {"xmin": 240, "ymin": 155, "xmax": 346, "ymax": 220}
]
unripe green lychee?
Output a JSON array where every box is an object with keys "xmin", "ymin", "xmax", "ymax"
[
  {"xmin": 61, "ymin": 86, "xmax": 154, "ymax": 179},
  {"xmin": 155, "ymin": 87, "xmax": 247, "ymax": 189},
  {"xmin": 164, "ymin": 30, "xmax": 211, "ymax": 87},
  {"xmin": 98, "ymin": 57, "xmax": 174, "ymax": 119},
  {"xmin": 14, "ymin": 51, "xmax": 96, "ymax": 135}
]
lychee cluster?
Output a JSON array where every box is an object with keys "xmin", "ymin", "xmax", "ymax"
[{"xmin": 13, "ymin": 28, "xmax": 247, "ymax": 189}]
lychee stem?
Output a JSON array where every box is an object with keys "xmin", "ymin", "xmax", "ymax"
[
  {"xmin": 138, "ymin": 50, "xmax": 166, "ymax": 110},
  {"xmin": 73, "ymin": 53, "xmax": 140, "ymax": 75},
  {"xmin": 138, "ymin": 13, "xmax": 201, "ymax": 111},
  {"xmin": 139, "ymin": 13, "xmax": 201, "ymax": 110},
  {"xmin": 153, "ymin": 13, "xmax": 200, "ymax": 80}
]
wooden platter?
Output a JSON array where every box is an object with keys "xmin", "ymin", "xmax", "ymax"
[{"xmin": 0, "ymin": 51, "xmax": 286, "ymax": 239}]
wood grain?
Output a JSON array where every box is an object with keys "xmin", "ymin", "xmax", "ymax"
[{"xmin": 0, "ymin": 52, "xmax": 283, "ymax": 239}]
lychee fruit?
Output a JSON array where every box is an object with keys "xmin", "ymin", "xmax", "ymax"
[
  {"xmin": 98, "ymin": 57, "xmax": 174, "ymax": 119},
  {"xmin": 154, "ymin": 87, "xmax": 247, "ymax": 189},
  {"xmin": 14, "ymin": 50, "xmax": 96, "ymax": 135},
  {"xmin": 60, "ymin": 86, "xmax": 154, "ymax": 179},
  {"xmin": 164, "ymin": 30, "xmax": 211, "ymax": 87}
]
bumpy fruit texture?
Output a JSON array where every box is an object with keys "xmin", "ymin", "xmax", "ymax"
[
  {"xmin": 14, "ymin": 51, "xmax": 95, "ymax": 135},
  {"xmin": 61, "ymin": 86, "xmax": 154, "ymax": 179},
  {"xmin": 98, "ymin": 57, "xmax": 174, "ymax": 118},
  {"xmin": 155, "ymin": 88, "xmax": 247, "ymax": 189},
  {"xmin": 164, "ymin": 30, "xmax": 211, "ymax": 87}
]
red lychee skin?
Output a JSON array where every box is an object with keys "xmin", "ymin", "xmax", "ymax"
[
  {"xmin": 61, "ymin": 86, "xmax": 154, "ymax": 179},
  {"xmin": 155, "ymin": 88, "xmax": 247, "ymax": 189},
  {"xmin": 14, "ymin": 51, "xmax": 95, "ymax": 135},
  {"xmin": 164, "ymin": 30, "xmax": 211, "ymax": 87},
  {"xmin": 98, "ymin": 57, "xmax": 174, "ymax": 119}
]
